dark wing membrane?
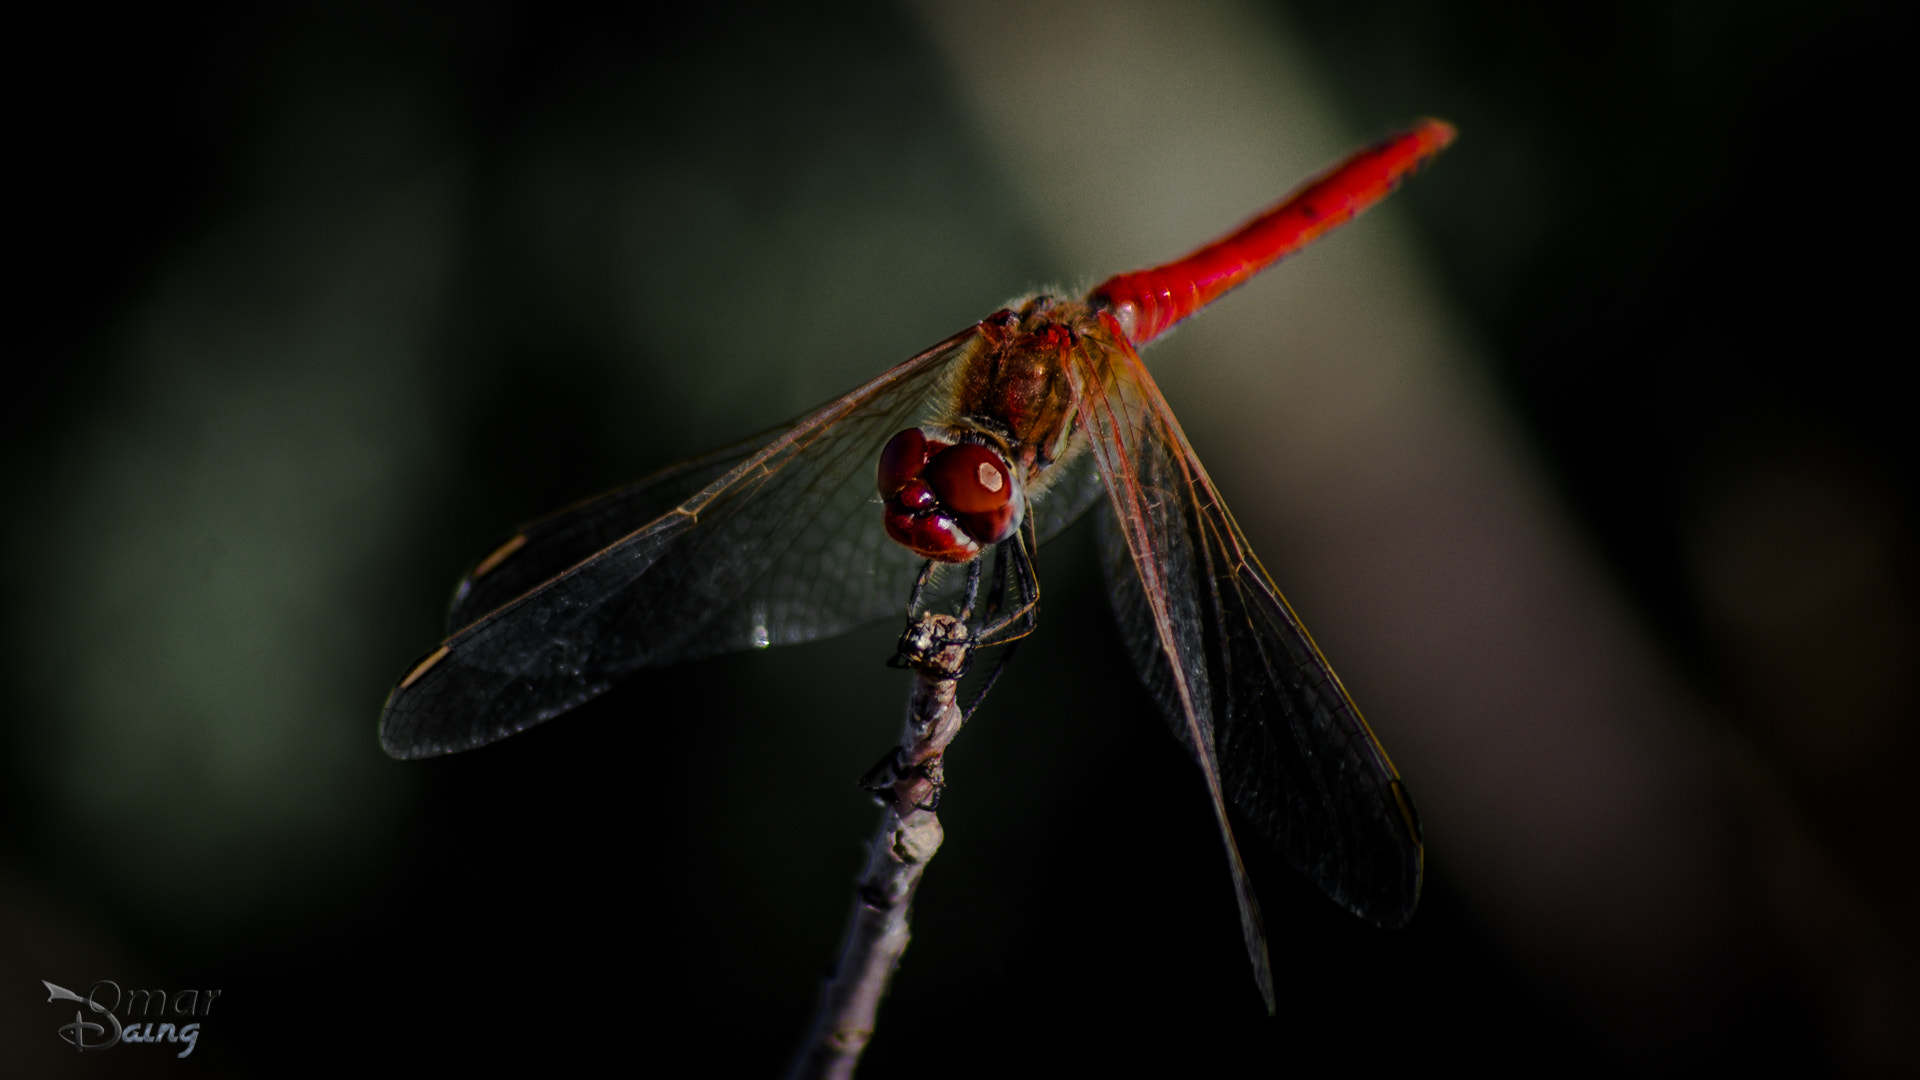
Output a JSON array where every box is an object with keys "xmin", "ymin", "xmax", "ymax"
[
  {"xmin": 445, "ymin": 435, "xmax": 774, "ymax": 633},
  {"xmin": 380, "ymin": 328, "xmax": 980, "ymax": 759},
  {"xmin": 1076, "ymin": 345, "xmax": 1423, "ymax": 933}
]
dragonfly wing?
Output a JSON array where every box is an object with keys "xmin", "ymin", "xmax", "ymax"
[
  {"xmin": 380, "ymin": 328, "xmax": 981, "ymax": 759},
  {"xmin": 444, "ymin": 434, "xmax": 774, "ymax": 633},
  {"xmin": 1073, "ymin": 341, "xmax": 1423, "ymax": 1004},
  {"xmin": 1024, "ymin": 438, "xmax": 1106, "ymax": 548}
]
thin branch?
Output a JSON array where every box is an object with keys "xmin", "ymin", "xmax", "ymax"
[{"xmin": 785, "ymin": 614, "xmax": 974, "ymax": 1080}]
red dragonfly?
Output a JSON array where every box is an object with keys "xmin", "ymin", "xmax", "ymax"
[{"xmin": 381, "ymin": 120, "xmax": 1455, "ymax": 1008}]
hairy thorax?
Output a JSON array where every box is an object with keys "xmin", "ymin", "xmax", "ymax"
[{"xmin": 935, "ymin": 294, "xmax": 1127, "ymax": 491}]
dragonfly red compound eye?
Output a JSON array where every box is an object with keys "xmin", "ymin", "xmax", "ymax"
[
  {"xmin": 895, "ymin": 478, "xmax": 937, "ymax": 512},
  {"xmin": 925, "ymin": 442, "xmax": 1021, "ymax": 544},
  {"xmin": 882, "ymin": 501, "xmax": 980, "ymax": 563},
  {"xmin": 878, "ymin": 428, "xmax": 985, "ymax": 561},
  {"xmin": 876, "ymin": 428, "xmax": 932, "ymax": 497},
  {"xmin": 877, "ymin": 431, "xmax": 1017, "ymax": 558}
]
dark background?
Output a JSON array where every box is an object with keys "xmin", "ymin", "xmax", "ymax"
[{"xmin": 4, "ymin": 1, "xmax": 1912, "ymax": 1075}]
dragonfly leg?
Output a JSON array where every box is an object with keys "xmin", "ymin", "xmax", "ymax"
[
  {"xmin": 887, "ymin": 612, "xmax": 975, "ymax": 677},
  {"xmin": 975, "ymin": 531, "xmax": 1040, "ymax": 646},
  {"xmin": 911, "ymin": 781, "xmax": 943, "ymax": 814},
  {"xmin": 872, "ymin": 611, "xmax": 971, "ymax": 809},
  {"xmin": 955, "ymin": 557, "xmax": 984, "ymax": 623},
  {"xmin": 857, "ymin": 743, "xmax": 941, "ymax": 794},
  {"xmin": 961, "ymin": 638, "xmax": 1022, "ymax": 723},
  {"xmin": 858, "ymin": 746, "xmax": 908, "ymax": 793},
  {"xmin": 858, "ymin": 747, "xmax": 945, "ymax": 810},
  {"xmin": 905, "ymin": 558, "xmax": 938, "ymax": 618},
  {"xmin": 981, "ymin": 541, "xmax": 1011, "ymax": 621}
]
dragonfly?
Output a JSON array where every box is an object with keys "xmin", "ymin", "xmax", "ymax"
[{"xmin": 381, "ymin": 119, "xmax": 1455, "ymax": 1010}]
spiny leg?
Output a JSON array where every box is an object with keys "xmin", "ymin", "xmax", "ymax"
[
  {"xmin": 982, "ymin": 540, "xmax": 1011, "ymax": 622},
  {"xmin": 977, "ymin": 529, "xmax": 1040, "ymax": 647},
  {"xmin": 956, "ymin": 556, "xmax": 984, "ymax": 624},
  {"xmin": 905, "ymin": 558, "xmax": 937, "ymax": 619},
  {"xmin": 963, "ymin": 522, "xmax": 1041, "ymax": 718}
]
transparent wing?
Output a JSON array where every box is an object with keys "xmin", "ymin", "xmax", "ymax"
[
  {"xmin": 441, "ymin": 434, "xmax": 778, "ymax": 635},
  {"xmin": 381, "ymin": 329, "xmax": 982, "ymax": 759},
  {"xmin": 1024, "ymin": 435, "xmax": 1105, "ymax": 547},
  {"xmin": 1071, "ymin": 341, "xmax": 1423, "ymax": 1005}
]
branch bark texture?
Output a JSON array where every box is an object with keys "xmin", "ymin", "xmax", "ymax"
[{"xmin": 786, "ymin": 615, "xmax": 973, "ymax": 1080}]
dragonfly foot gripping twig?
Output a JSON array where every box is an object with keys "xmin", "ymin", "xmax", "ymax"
[{"xmin": 787, "ymin": 614, "xmax": 973, "ymax": 1080}]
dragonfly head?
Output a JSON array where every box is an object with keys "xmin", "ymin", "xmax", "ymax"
[{"xmin": 877, "ymin": 427, "xmax": 1025, "ymax": 562}]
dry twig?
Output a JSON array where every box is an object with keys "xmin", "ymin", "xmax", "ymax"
[{"xmin": 786, "ymin": 614, "xmax": 974, "ymax": 1080}]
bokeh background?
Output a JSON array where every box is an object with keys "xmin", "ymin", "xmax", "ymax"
[{"xmin": 5, "ymin": 0, "xmax": 1912, "ymax": 1074}]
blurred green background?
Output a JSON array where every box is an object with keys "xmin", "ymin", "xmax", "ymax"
[{"xmin": 4, "ymin": 0, "xmax": 1912, "ymax": 1074}]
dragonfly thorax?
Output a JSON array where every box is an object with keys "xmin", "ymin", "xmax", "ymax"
[{"xmin": 945, "ymin": 297, "xmax": 1102, "ymax": 470}]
